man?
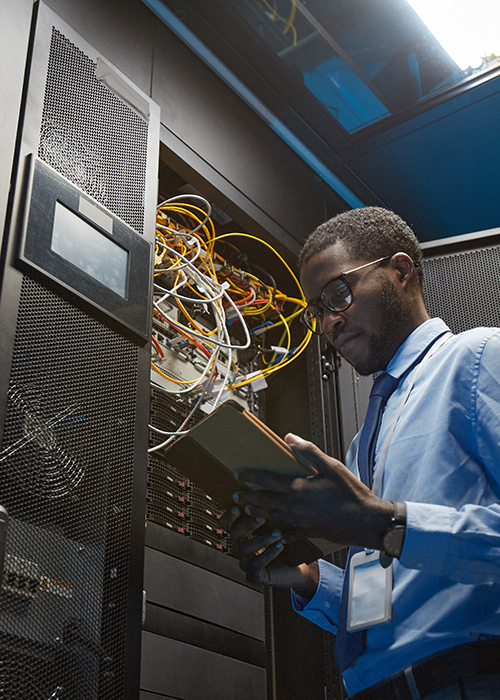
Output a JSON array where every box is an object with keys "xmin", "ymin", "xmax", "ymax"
[{"xmin": 224, "ymin": 207, "xmax": 500, "ymax": 699}]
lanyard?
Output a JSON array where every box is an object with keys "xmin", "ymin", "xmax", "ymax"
[{"xmin": 356, "ymin": 331, "xmax": 453, "ymax": 496}]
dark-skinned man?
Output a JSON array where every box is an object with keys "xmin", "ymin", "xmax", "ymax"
[{"xmin": 223, "ymin": 207, "xmax": 500, "ymax": 700}]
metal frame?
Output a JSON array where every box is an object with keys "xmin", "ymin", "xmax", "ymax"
[{"xmin": 0, "ymin": 3, "xmax": 160, "ymax": 696}]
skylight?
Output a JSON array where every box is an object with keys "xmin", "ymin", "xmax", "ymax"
[{"xmin": 408, "ymin": 0, "xmax": 500, "ymax": 71}]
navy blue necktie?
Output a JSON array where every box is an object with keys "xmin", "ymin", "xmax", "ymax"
[
  {"xmin": 357, "ymin": 372, "xmax": 400, "ymax": 489},
  {"xmin": 334, "ymin": 371, "xmax": 399, "ymax": 672}
]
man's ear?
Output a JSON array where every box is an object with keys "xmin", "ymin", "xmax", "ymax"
[{"xmin": 390, "ymin": 253, "xmax": 414, "ymax": 287}]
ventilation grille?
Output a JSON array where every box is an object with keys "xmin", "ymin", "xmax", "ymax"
[
  {"xmin": 0, "ymin": 277, "xmax": 139, "ymax": 699},
  {"xmin": 423, "ymin": 244, "xmax": 500, "ymax": 333},
  {"xmin": 38, "ymin": 28, "xmax": 149, "ymax": 234}
]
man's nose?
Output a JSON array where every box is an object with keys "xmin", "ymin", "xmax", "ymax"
[{"xmin": 321, "ymin": 307, "xmax": 345, "ymax": 335}]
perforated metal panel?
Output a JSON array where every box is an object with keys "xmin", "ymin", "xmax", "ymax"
[
  {"xmin": 0, "ymin": 4, "xmax": 158, "ymax": 698},
  {"xmin": 423, "ymin": 244, "xmax": 500, "ymax": 333},
  {"xmin": 38, "ymin": 28, "xmax": 149, "ymax": 234},
  {"xmin": 0, "ymin": 277, "xmax": 139, "ymax": 699}
]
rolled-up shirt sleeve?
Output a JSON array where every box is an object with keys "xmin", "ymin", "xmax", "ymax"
[{"xmin": 291, "ymin": 558, "xmax": 344, "ymax": 633}]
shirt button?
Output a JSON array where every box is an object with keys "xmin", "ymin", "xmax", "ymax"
[
  {"xmin": 323, "ymin": 601, "xmax": 331, "ymax": 609},
  {"xmin": 415, "ymin": 561, "xmax": 424, "ymax": 570},
  {"xmin": 484, "ymin": 575, "xmax": 495, "ymax": 584}
]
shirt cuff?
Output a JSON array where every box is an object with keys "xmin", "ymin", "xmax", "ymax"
[
  {"xmin": 399, "ymin": 501, "xmax": 455, "ymax": 576},
  {"xmin": 290, "ymin": 559, "xmax": 344, "ymax": 633}
]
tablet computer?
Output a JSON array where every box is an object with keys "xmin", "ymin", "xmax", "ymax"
[{"xmin": 162, "ymin": 400, "xmax": 323, "ymax": 565}]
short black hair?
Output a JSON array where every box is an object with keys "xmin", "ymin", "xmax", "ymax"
[{"xmin": 298, "ymin": 207, "xmax": 424, "ymax": 289}]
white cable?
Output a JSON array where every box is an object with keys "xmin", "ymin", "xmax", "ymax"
[
  {"xmin": 148, "ymin": 426, "xmax": 189, "ymax": 436},
  {"xmin": 151, "ymin": 341, "xmax": 221, "ymax": 394},
  {"xmin": 148, "ymin": 349, "xmax": 228, "ymax": 452},
  {"xmin": 148, "ymin": 193, "xmax": 255, "ymax": 448},
  {"xmin": 154, "ymin": 300, "xmax": 250, "ymax": 351},
  {"xmin": 157, "ymin": 194, "xmax": 212, "ymax": 235},
  {"xmin": 154, "ymin": 244, "xmax": 227, "ymax": 304},
  {"xmin": 162, "ymin": 312, "xmax": 249, "ymax": 350},
  {"xmin": 155, "ymin": 227, "xmax": 202, "ymax": 269},
  {"xmin": 154, "ymin": 280, "xmax": 226, "ymax": 305},
  {"xmin": 154, "ymin": 274, "xmax": 190, "ymax": 300}
]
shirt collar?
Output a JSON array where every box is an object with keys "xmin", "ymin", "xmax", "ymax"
[{"xmin": 385, "ymin": 318, "xmax": 451, "ymax": 379}]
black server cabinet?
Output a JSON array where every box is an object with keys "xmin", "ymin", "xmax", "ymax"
[
  {"xmin": 141, "ymin": 523, "xmax": 267, "ymax": 700},
  {"xmin": 0, "ymin": 3, "xmax": 159, "ymax": 699},
  {"xmin": 422, "ymin": 229, "xmax": 500, "ymax": 332}
]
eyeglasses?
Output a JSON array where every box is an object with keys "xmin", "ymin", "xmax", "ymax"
[{"xmin": 301, "ymin": 255, "xmax": 392, "ymax": 335}]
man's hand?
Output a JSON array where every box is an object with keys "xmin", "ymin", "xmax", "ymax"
[
  {"xmin": 220, "ymin": 505, "xmax": 319, "ymax": 596},
  {"xmin": 233, "ymin": 433, "xmax": 394, "ymax": 551}
]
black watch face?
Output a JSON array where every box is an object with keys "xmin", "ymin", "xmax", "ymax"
[{"xmin": 383, "ymin": 525, "xmax": 406, "ymax": 558}]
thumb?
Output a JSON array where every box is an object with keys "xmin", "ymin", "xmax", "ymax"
[{"xmin": 284, "ymin": 433, "xmax": 334, "ymax": 475}]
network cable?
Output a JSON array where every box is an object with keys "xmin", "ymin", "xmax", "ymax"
[{"xmin": 148, "ymin": 193, "xmax": 312, "ymax": 450}]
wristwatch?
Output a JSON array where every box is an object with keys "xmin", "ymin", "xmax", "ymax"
[{"xmin": 379, "ymin": 501, "xmax": 407, "ymax": 568}]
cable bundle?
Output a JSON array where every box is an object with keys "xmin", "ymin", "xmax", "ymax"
[{"xmin": 149, "ymin": 193, "xmax": 311, "ymax": 451}]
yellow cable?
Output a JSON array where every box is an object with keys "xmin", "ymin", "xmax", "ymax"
[
  {"xmin": 214, "ymin": 232, "xmax": 305, "ymax": 302},
  {"xmin": 229, "ymin": 329, "xmax": 312, "ymax": 390},
  {"xmin": 155, "ymin": 203, "xmax": 312, "ymax": 392},
  {"xmin": 258, "ymin": 0, "xmax": 297, "ymax": 45}
]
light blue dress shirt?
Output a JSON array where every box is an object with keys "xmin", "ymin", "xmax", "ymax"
[{"xmin": 292, "ymin": 318, "xmax": 500, "ymax": 695}]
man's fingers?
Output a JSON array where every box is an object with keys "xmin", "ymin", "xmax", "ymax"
[
  {"xmin": 245, "ymin": 542, "xmax": 284, "ymax": 584},
  {"xmin": 235, "ymin": 435, "xmax": 345, "ymax": 493},
  {"xmin": 285, "ymin": 433, "xmax": 340, "ymax": 475},
  {"xmin": 233, "ymin": 489, "xmax": 292, "ymax": 515},
  {"xmin": 238, "ymin": 528, "xmax": 282, "ymax": 558},
  {"xmin": 219, "ymin": 505, "xmax": 242, "ymax": 532},
  {"xmin": 228, "ymin": 513, "xmax": 266, "ymax": 542}
]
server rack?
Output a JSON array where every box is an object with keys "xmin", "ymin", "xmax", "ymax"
[
  {"xmin": 0, "ymin": 3, "xmax": 159, "ymax": 698},
  {"xmin": 141, "ymin": 160, "xmax": 304, "ymax": 700}
]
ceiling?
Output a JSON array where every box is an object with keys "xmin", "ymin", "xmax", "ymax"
[{"xmin": 147, "ymin": 0, "xmax": 500, "ymax": 242}]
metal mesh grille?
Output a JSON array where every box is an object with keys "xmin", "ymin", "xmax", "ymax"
[
  {"xmin": 38, "ymin": 28, "xmax": 149, "ymax": 234},
  {"xmin": 423, "ymin": 245, "xmax": 500, "ymax": 333},
  {"xmin": 0, "ymin": 277, "xmax": 138, "ymax": 699}
]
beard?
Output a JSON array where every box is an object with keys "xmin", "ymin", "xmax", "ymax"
[{"xmin": 350, "ymin": 277, "xmax": 413, "ymax": 376}]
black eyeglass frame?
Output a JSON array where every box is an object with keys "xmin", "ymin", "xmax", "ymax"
[{"xmin": 301, "ymin": 255, "xmax": 393, "ymax": 334}]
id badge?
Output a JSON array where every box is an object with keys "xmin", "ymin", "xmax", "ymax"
[{"xmin": 347, "ymin": 550, "xmax": 392, "ymax": 632}]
